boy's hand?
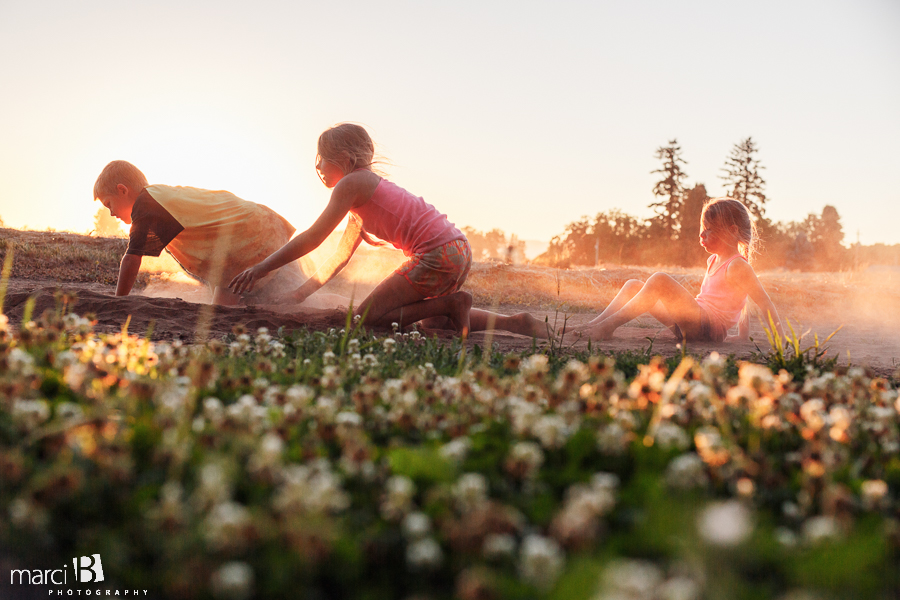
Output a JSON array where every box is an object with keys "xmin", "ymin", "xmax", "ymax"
[{"xmin": 229, "ymin": 264, "xmax": 267, "ymax": 294}]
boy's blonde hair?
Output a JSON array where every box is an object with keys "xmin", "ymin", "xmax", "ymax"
[
  {"xmin": 93, "ymin": 161, "xmax": 149, "ymax": 199},
  {"xmin": 701, "ymin": 197, "xmax": 758, "ymax": 263},
  {"xmin": 317, "ymin": 123, "xmax": 378, "ymax": 174}
]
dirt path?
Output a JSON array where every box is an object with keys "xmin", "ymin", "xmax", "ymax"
[{"xmin": 4, "ymin": 278, "xmax": 897, "ymax": 377}]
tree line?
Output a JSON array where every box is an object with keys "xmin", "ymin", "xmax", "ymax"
[{"xmin": 533, "ymin": 137, "xmax": 898, "ymax": 271}]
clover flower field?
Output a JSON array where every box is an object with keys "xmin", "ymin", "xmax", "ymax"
[{"xmin": 1, "ymin": 303, "xmax": 899, "ymax": 600}]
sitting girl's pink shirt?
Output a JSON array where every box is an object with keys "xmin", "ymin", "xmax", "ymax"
[
  {"xmin": 695, "ymin": 254, "xmax": 748, "ymax": 334},
  {"xmin": 351, "ymin": 179, "xmax": 464, "ymax": 256}
]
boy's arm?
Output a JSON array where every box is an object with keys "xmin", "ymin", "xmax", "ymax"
[
  {"xmin": 288, "ymin": 219, "xmax": 363, "ymax": 303},
  {"xmin": 729, "ymin": 261, "xmax": 784, "ymax": 342},
  {"xmin": 229, "ymin": 174, "xmax": 369, "ymax": 294},
  {"xmin": 115, "ymin": 254, "xmax": 143, "ymax": 296}
]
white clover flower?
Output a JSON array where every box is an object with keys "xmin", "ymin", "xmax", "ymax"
[
  {"xmin": 63, "ymin": 362, "xmax": 89, "ymax": 389},
  {"xmin": 702, "ymin": 351, "xmax": 725, "ymax": 375},
  {"xmin": 401, "ymin": 511, "xmax": 432, "ymax": 540},
  {"xmin": 860, "ymin": 479, "xmax": 889, "ymax": 511},
  {"xmin": 483, "ymin": 533, "xmax": 517, "ymax": 560},
  {"xmin": 775, "ymin": 527, "xmax": 799, "ymax": 547},
  {"xmin": 322, "ymin": 351, "xmax": 336, "ymax": 365},
  {"xmin": 285, "ymin": 385, "xmax": 315, "ymax": 409},
  {"xmin": 655, "ymin": 421, "xmax": 690, "ymax": 451},
  {"xmin": 665, "ymin": 453, "xmax": 708, "ymax": 491},
  {"xmin": 195, "ymin": 463, "xmax": 232, "ymax": 506},
  {"xmin": 509, "ymin": 397, "xmax": 542, "ymax": 435},
  {"xmin": 383, "ymin": 338, "xmax": 397, "ymax": 354},
  {"xmin": 597, "ymin": 423, "xmax": 629, "ymax": 455},
  {"xmin": 799, "ymin": 399, "xmax": 826, "ymax": 431},
  {"xmin": 336, "ymin": 411, "xmax": 363, "ymax": 428},
  {"xmin": 381, "ymin": 475, "xmax": 416, "ymax": 519},
  {"xmin": 210, "ymin": 561, "xmax": 254, "ymax": 600},
  {"xmin": 203, "ymin": 397, "xmax": 225, "ymax": 424},
  {"xmin": 518, "ymin": 535, "xmax": 564, "ymax": 591},
  {"xmin": 453, "ymin": 473, "xmax": 489, "ymax": 513},
  {"xmin": 11, "ymin": 399, "xmax": 51, "ymax": 432},
  {"xmin": 439, "ymin": 437, "xmax": 471, "ymax": 465},
  {"xmin": 739, "ymin": 362, "xmax": 776, "ymax": 393},
  {"xmin": 258, "ymin": 433, "xmax": 284, "ymax": 462},
  {"xmin": 520, "ymin": 354, "xmax": 549, "ymax": 377},
  {"xmin": 363, "ymin": 353, "xmax": 379, "ymax": 367},
  {"xmin": 659, "ymin": 576, "xmax": 702, "ymax": 600},
  {"xmin": 273, "ymin": 463, "xmax": 351, "ymax": 514},
  {"xmin": 802, "ymin": 515, "xmax": 840, "ymax": 544},
  {"xmin": 697, "ymin": 500, "xmax": 753, "ymax": 547},
  {"xmin": 600, "ymin": 559, "xmax": 664, "ymax": 597},
  {"xmin": 507, "ymin": 441, "xmax": 545, "ymax": 479},
  {"xmin": 203, "ymin": 502, "xmax": 251, "ymax": 551},
  {"xmin": 406, "ymin": 537, "xmax": 443, "ymax": 570},
  {"xmin": 566, "ymin": 475, "xmax": 617, "ymax": 517},
  {"xmin": 315, "ymin": 396, "xmax": 339, "ymax": 421},
  {"xmin": 532, "ymin": 414, "xmax": 570, "ymax": 449},
  {"xmin": 8, "ymin": 348, "xmax": 36, "ymax": 374}
]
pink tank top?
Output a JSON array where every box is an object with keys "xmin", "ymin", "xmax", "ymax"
[
  {"xmin": 350, "ymin": 179, "xmax": 464, "ymax": 255},
  {"xmin": 695, "ymin": 254, "xmax": 748, "ymax": 332}
]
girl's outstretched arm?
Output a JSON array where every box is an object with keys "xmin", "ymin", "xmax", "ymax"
[
  {"xmin": 229, "ymin": 174, "xmax": 372, "ymax": 294},
  {"xmin": 729, "ymin": 260, "xmax": 784, "ymax": 341},
  {"xmin": 287, "ymin": 217, "xmax": 363, "ymax": 303}
]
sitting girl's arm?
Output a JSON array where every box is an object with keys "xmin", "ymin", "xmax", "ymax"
[
  {"xmin": 287, "ymin": 217, "xmax": 363, "ymax": 303},
  {"xmin": 229, "ymin": 175, "xmax": 369, "ymax": 294},
  {"xmin": 729, "ymin": 260, "xmax": 784, "ymax": 342}
]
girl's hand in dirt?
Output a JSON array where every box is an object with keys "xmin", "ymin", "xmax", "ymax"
[{"xmin": 229, "ymin": 264, "xmax": 268, "ymax": 294}]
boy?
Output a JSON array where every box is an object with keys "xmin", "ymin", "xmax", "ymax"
[{"xmin": 94, "ymin": 160, "xmax": 304, "ymax": 305}]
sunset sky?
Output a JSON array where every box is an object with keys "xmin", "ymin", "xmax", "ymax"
[{"xmin": 1, "ymin": 0, "xmax": 898, "ymax": 250}]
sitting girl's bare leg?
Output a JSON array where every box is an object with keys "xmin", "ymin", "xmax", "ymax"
[
  {"xmin": 419, "ymin": 309, "xmax": 551, "ymax": 338},
  {"xmin": 585, "ymin": 273, "xmax": 705, "ymax": 340},
  {"xmin": 580, "ymin": 279, "xmax": 644, "ymax": 328},
  {"xmin": 470, "ymin": 309, "xmax": 551, "ymax": 338},
  {"xmin": 358, "ymin": 273, "xmax": 472, "ymax": 335}
]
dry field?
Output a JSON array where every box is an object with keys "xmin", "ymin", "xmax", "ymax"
[{"xmin": 2, "ymin": 227, "xmax": 899, "ymax": 374}]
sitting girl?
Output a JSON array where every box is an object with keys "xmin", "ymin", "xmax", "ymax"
[
  {"xmin": 229, "ymin": 123, "xmax": 546, "ymax": 338},
  {"xmin": 577, "ymin": 197, "xmax": 783, "ymax": 342}
]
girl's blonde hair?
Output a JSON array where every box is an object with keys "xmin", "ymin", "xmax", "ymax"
[
  {"xmin": 93, "ymin": 160, "xmax": 149, "ymax": 199},
  {"xmin": 317, "ymin": 123, "xmax": 387, "ymax": 247},
  {"xmin": 317, "ymin": 123, "xmax": 379, "ymax": 174},
  {"xmin": 701, "ymin": 197, "xmax": 758, "ymax": 263}
]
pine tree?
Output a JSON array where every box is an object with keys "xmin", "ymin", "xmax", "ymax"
[
  {"xmin": 679, "ymin": 184, "xmax": 709, "ymax": 266},
  {"xmin": 93, "ymin": 207, "xmax": 124, "ymax": 237},
  {"xmin": 650, "ymin": 139, "xmax": 688, "ymax": 239},
  {"xmin": 720, "ymin": 137, "xmax": 768, "ymax": 221}
]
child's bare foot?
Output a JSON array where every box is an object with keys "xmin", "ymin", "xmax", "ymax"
[
  {"xmin": 447, "ymin": 291, "xmax": 473, "ymax": 337},
  {"xmin": 585, "ymin": 322, "xmax": 615, "ymax": 341},
  {"xmin": 505, "ymin": 312, "xmax": 552, "ymax": 339}
]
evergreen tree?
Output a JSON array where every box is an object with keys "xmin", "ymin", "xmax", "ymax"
[
  {"xmin": 93, "ymin": 207, "xmax": 124, "ymax": 237},
  {"xmin": 679, "ymin": 184, "xmax": 709, "ymax": 266},
  {"xmin": 650, "ymin": 139, "xmax": 688, "ymax": 239},
  {"xmin": 808, "ymin": 205, "xmax": 846, "ymax": 270},
  {"xmin": 720, "ymin": 137, "xmax": 768, "ymax": 221}
]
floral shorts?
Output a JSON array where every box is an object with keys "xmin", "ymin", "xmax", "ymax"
[
  {"xmin": 397, "ymin": 238, "xmax": 472, "ymax": 299},
  {"xmin": 672, "ymin": 308, "xmax": 728, "ymax": 343}
]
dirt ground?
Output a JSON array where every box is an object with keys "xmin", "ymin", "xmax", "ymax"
[{"xmin": 2, "ymin": 228, "xmax": 899, "ymax": 376}]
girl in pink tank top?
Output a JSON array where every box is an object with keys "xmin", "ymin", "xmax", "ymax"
[
  {"xmin": 229, "ymin": 123, "xmax": 550, "ymax": 339},
  {"xmin": 575, "ymin": 198, "xmax": 783, "ymax": 343}
]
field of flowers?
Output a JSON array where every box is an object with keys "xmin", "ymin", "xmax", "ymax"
[{"xmin": 2, "ymin": 293, "xmax": 899, "ymax": 599}]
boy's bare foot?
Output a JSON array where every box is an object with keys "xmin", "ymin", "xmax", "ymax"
[{"xmin": 447, "ymin": 291, "xmax": 473, "ymax": 337}]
